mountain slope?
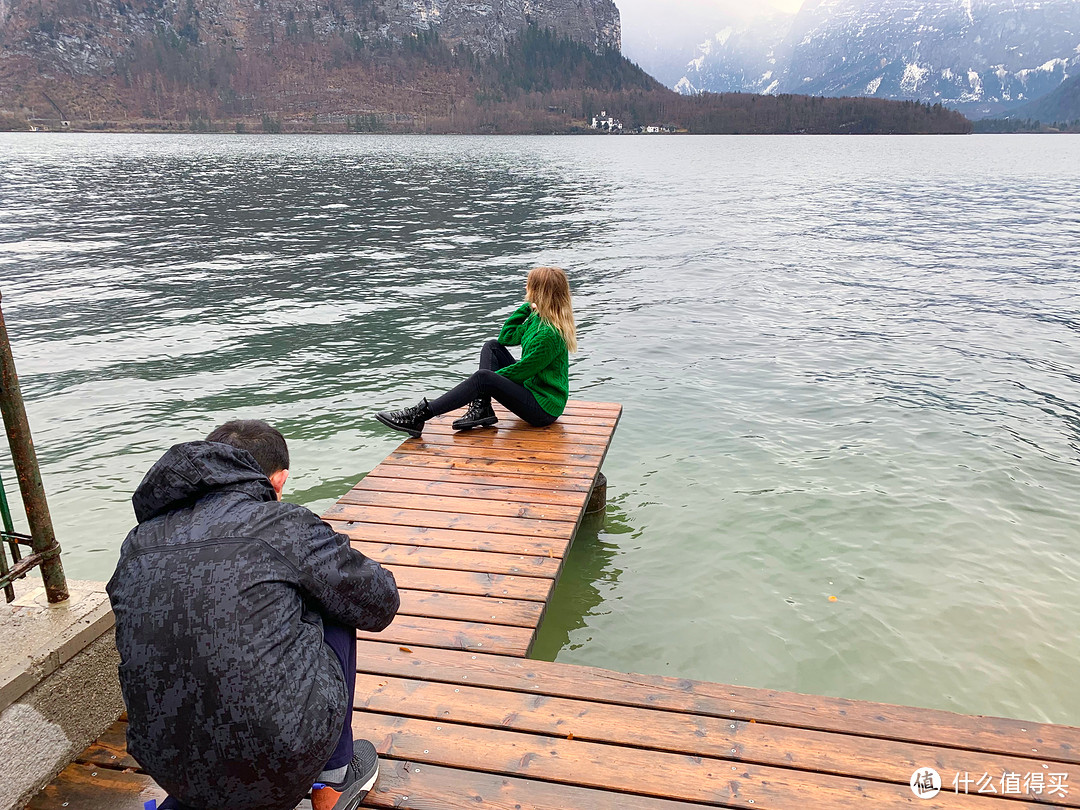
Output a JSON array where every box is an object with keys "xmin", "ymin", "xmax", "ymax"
[
  {"xmin": 1009, "ymin": 71, "xmax": 1080, "ymax": 122},
  {"xmin": 674, "ymin": 0, "xmax": 1080, "ymax": 118},
  {"xmin": 0, "ymin": 0, "xmax": 620, "ymax": 74},
  {"xmin": 676, "ymin": 11, "xmax": 793, "ymax": 96}
]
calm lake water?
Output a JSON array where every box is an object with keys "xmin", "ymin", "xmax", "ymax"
[{"xmin": 1, "ymin": 133, "xmax": 1078, "ymax": 724}]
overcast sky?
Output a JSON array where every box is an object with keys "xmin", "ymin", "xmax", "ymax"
[{"xmin": 618, "ymin": 0, "xmax": 805, "ymax": 27}]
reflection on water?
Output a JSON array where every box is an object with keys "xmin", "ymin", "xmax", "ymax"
[
  {"xmin": 530, "ymin": 507, "xmax": 627, "ymax": 661},
  {"xmin": 2, "ymin": 133, "xmax": 1080, "ymax": 725}
]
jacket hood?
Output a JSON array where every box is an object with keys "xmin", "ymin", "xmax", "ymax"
[{"xmin": 132, "ymin": 441, "xmax": 276, "ymax": 523}]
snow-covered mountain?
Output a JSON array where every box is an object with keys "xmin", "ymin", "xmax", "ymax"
[
  {"xmin": 674, "ymin": 0, "xmax": 1080, "ymax": 118},
  {"xmin": 674, "ymin": 11, "xmax": 793, "ymax": 96}
]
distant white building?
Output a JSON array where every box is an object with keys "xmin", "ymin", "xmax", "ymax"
[{"xmin": 590, "ymin": 110, "xmax": 623, "ymax": 132}]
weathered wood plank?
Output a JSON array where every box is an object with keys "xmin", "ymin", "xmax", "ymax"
[
  {"xmin": 409, "ymin": 429, "xmax": 612, "ymax": 451},
  {"xmin": 393, "ymin": 440, "xmax": 604, "ymax": 467},
  {"xmin": 489, "ymin": 412, "xmax": 617, "ymax": 428},
  {"xmin": 356, "ymin": 712, "xmax": 1024, "ymax": 808},
  {"xmin": 563, "ymin": 400, "xmax": 623, "ymax": 412},
  {"xmin": 350, "ymin": 540, "xmax": 562, "ymax": 577},
  {"xmin": 350, "ymin": 641, "xmax": 1080, "ymax": 765},
  {"xmin": 326, "ymin": 503, "xmax": 577, "ymax": 540},
  {"xmin": 354, "ymin": 675, "xmax": 1080, "ymax": 807},
  {"xmin": 75, "ymin": 721, "xmax": 139, "ymax": 770},
  {"xmin": 424, "ymin": 419, "xmax": 618, "ymax": 438},
  {"xmin": 25, "ymin": 763, "xmax": 166, "ymax": 810},
  {"xmin": 397, "ymin": 589, "xmax": 544, "ymax": 628},
  {"xmin": 54, "ymin": 756, "xmax": 704, "ymax": 810},
  {"xmin": 383, "ymin": 452, "xmax": 598, "ymax": 480},
  {"xmin": 540, "ymin": 414, "xmax": 619, "ymax": 427},
  {"xmin": 363, "ymin": 463, "xmax": 593, "ymax": 493},
  {"xmin": 366, "ymin": 758, "xmax": 715, "ymax": 810},
  {"xmin": 386, "ymin": 566, "xmax": 553, "ymax": 602},
  {"xmin": 331, "ymin": 521, "xmax": 570, "ymax": 558},
  {"xmin": 348, "ymin": 478, "xmax": 584, "ymax": 512},
  {"xmin": 26, "ymin": 763, "xmax": 316, "ymax": 810},
  {"xmin": 355, "ymin": 616, "xmax": 534, "ymax": 656}
]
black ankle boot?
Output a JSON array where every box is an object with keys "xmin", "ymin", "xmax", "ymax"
[
  {"xmin": 452, "ymin": 398, "xmax": 498, "ymax": 431},
  {"xmin": 375, "ymin": 398, "xmax": 434, "ymax": 438}
]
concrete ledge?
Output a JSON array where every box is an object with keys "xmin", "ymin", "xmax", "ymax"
[{"xmin": 0, "ymin": 580, "xmax": 123, "ymax": 810}]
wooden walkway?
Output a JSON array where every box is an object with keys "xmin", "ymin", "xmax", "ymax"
[{"xmin": 29, "ymin": 400, "xmax": 1080, "ymax": 809}]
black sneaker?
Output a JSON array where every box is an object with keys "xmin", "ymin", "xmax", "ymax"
[
  {"xmin": 452, "ymin": 398, "xmax": 498, "ymax": 430},
  {"xmin": 375, "ymin": 398, "xmax": 433, "ymax": 438},
  {"xmin": 311, "ymin": 741, "xmax": 379, "ymax": 810}
]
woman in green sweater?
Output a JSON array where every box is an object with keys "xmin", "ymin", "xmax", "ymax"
[{"xmin": 376, "ymin": 267, "xmax": 577, "ymax": 437}]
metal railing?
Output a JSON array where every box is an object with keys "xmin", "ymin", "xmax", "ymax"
[{"xmin": 0, "ymin": 291, "xmax": 68, "ymax": 604}]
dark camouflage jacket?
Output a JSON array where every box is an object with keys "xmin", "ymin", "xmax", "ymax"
[{"xmin": 107, "ymin": 441, "xmax": 399, "ymax": 810}]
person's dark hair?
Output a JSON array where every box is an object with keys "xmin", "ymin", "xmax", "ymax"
[{"xmin": 206, "ymin": 419, "xmax": 289, "ymax": 477}]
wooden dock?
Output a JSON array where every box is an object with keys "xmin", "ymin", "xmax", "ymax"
[{"xmin": 28, "ymin": 400, "xmax": 1080, "ymax": 809}]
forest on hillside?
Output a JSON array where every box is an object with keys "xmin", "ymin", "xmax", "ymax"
[
  {"xmin": 0, "ymin": 25, "xmax": 972, "ymax": 134},
  {"xmin": 973, "ymin": 117, "xmax": 1080, "ymax": 133}
]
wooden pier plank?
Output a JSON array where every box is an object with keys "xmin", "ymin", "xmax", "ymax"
[
  {"xmin": 424, "ymin": 419, "xmax": 618, "ymax": 438},
  {"xmin": 347, "ymin": 540, "xmax": 565, "ymax": 574},
  {"xmin": 351, "ymin": 640, "xmax": 1080, "ymax": 767},
  {"xmin": 383, "ymin": 451, "xmax": 599, "ymax": 480},
  {"xmin": 349, "ymin": 539, "xmax": 563, "ymax": 576},
  {"xmin": 386, "ymin": 565, "xmax": 553, "ymax": 602},
  {"xmin": 356, "ymin": 712, "xmax": 1028, "ymax": 809},
  {"xmin": 340, "ymin": 487, "xmax": 582, "ymax": 521},
  {"xmin": 330, "ymin": 520, "xmax": 570, "ymax": 557},
  {"xmin": 353, "ymin": 674, "xmax": 1080, "ymax": 807},
  {"xmin": 393, "ymin": 440, "xmax": 605, "ymax": 466},
  {"xmin": 70, "ymin": 735, "xmax": 715, "ymax": 810},
  {"xmin": 355, "ymin": 616, "xmax": 534, "ymax": 656},
  {"xmin": 72, "ymin": 711, "xmax": 1080, "ymax": 810},
  {"xmin": 363, "ymin": 463, "xmax": 594, "ymax": 492},
  {"xmin": 76, "ymin": 721, "xmax": 139, "ymax": 770},
  {"xmin": 353, "ymin": 473, "xmax": 586, "ymax": 505},
  {"xmin": 26, "ymin": 763, "xmax": 167, "ymax": 810},
  {"xmin": 407, "ymin": 429, "xmax": 613, "ymax": 451},
  {"xmin": 397, "ymin": 589, "xmax": 544, "ymax": 628},
  {"xmin": 366, "ymin": 759, "xmax": 717, "ymax": 810},
  {"xmin": 326, "ymin": 503, "xmax": 578, "ymax": 539}
]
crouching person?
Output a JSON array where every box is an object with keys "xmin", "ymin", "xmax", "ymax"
[{"xmin": 107, "ymin": 419, "xmax": 399, "ymax": 810}]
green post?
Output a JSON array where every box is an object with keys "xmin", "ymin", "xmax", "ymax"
[
  {"xmin": 0, "ymin": 468, "xmax": 21, "ymax": 556},
  {"xmin": 0, "ymin": 291, "xmax": 68, "ymax": 603},
  {"xmin": 0, "ymin": 470, "xmax": 19, "ymax": 602}
]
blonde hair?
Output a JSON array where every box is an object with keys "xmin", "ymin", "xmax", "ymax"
[{"xmin": 526, "ymin": 267, "xmax": 577, "ymax": 353}]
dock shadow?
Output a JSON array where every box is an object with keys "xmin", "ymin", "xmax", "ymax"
[{"xmin": 528, "ymin": 502, "xmax": 631, "ymax": 661}]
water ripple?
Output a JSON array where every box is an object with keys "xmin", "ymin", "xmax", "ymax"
[{"xmin": 2, "ymin": 133, "xmax": 1079, "ymax": 724}]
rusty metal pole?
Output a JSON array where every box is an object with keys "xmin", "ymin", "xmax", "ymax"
[{"xmin": 0, "ymin": 291, "xmax": 68, "ymax": 603}]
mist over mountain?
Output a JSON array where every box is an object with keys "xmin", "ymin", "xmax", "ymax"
[
  {"xmin": 620, "ymin": 0, "xmax": 744, "ymax": 86},
  {"xmin": 667, "ymin": 0, "xmax": 1080, "ymax": 118},
  {"xmin": 1010, "ymin": 71, "xmax": 1080, "ymax": 122}
]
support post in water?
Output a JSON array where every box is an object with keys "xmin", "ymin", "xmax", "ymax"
[
  {"xmin": 0, "ymin": 291, "xmax": 68, "ymax": 603},
  {"xmin": 586, "ymin": 470, "xmax": 607, "ymax": 515}
]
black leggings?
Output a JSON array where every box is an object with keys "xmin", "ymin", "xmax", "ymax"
[{"xmin": 429, "ymin": 340, "xmax": 557, "ymax": 427}]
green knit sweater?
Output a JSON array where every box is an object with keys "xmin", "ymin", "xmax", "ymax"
[{"xmin": 496, "ymin": 302, "xmax": 570, "ymax": 417}]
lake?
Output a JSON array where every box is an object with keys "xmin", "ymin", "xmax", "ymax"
[{"xmin": 1, "ymin": 132, "xmax": 1078, "ymax": 725}]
